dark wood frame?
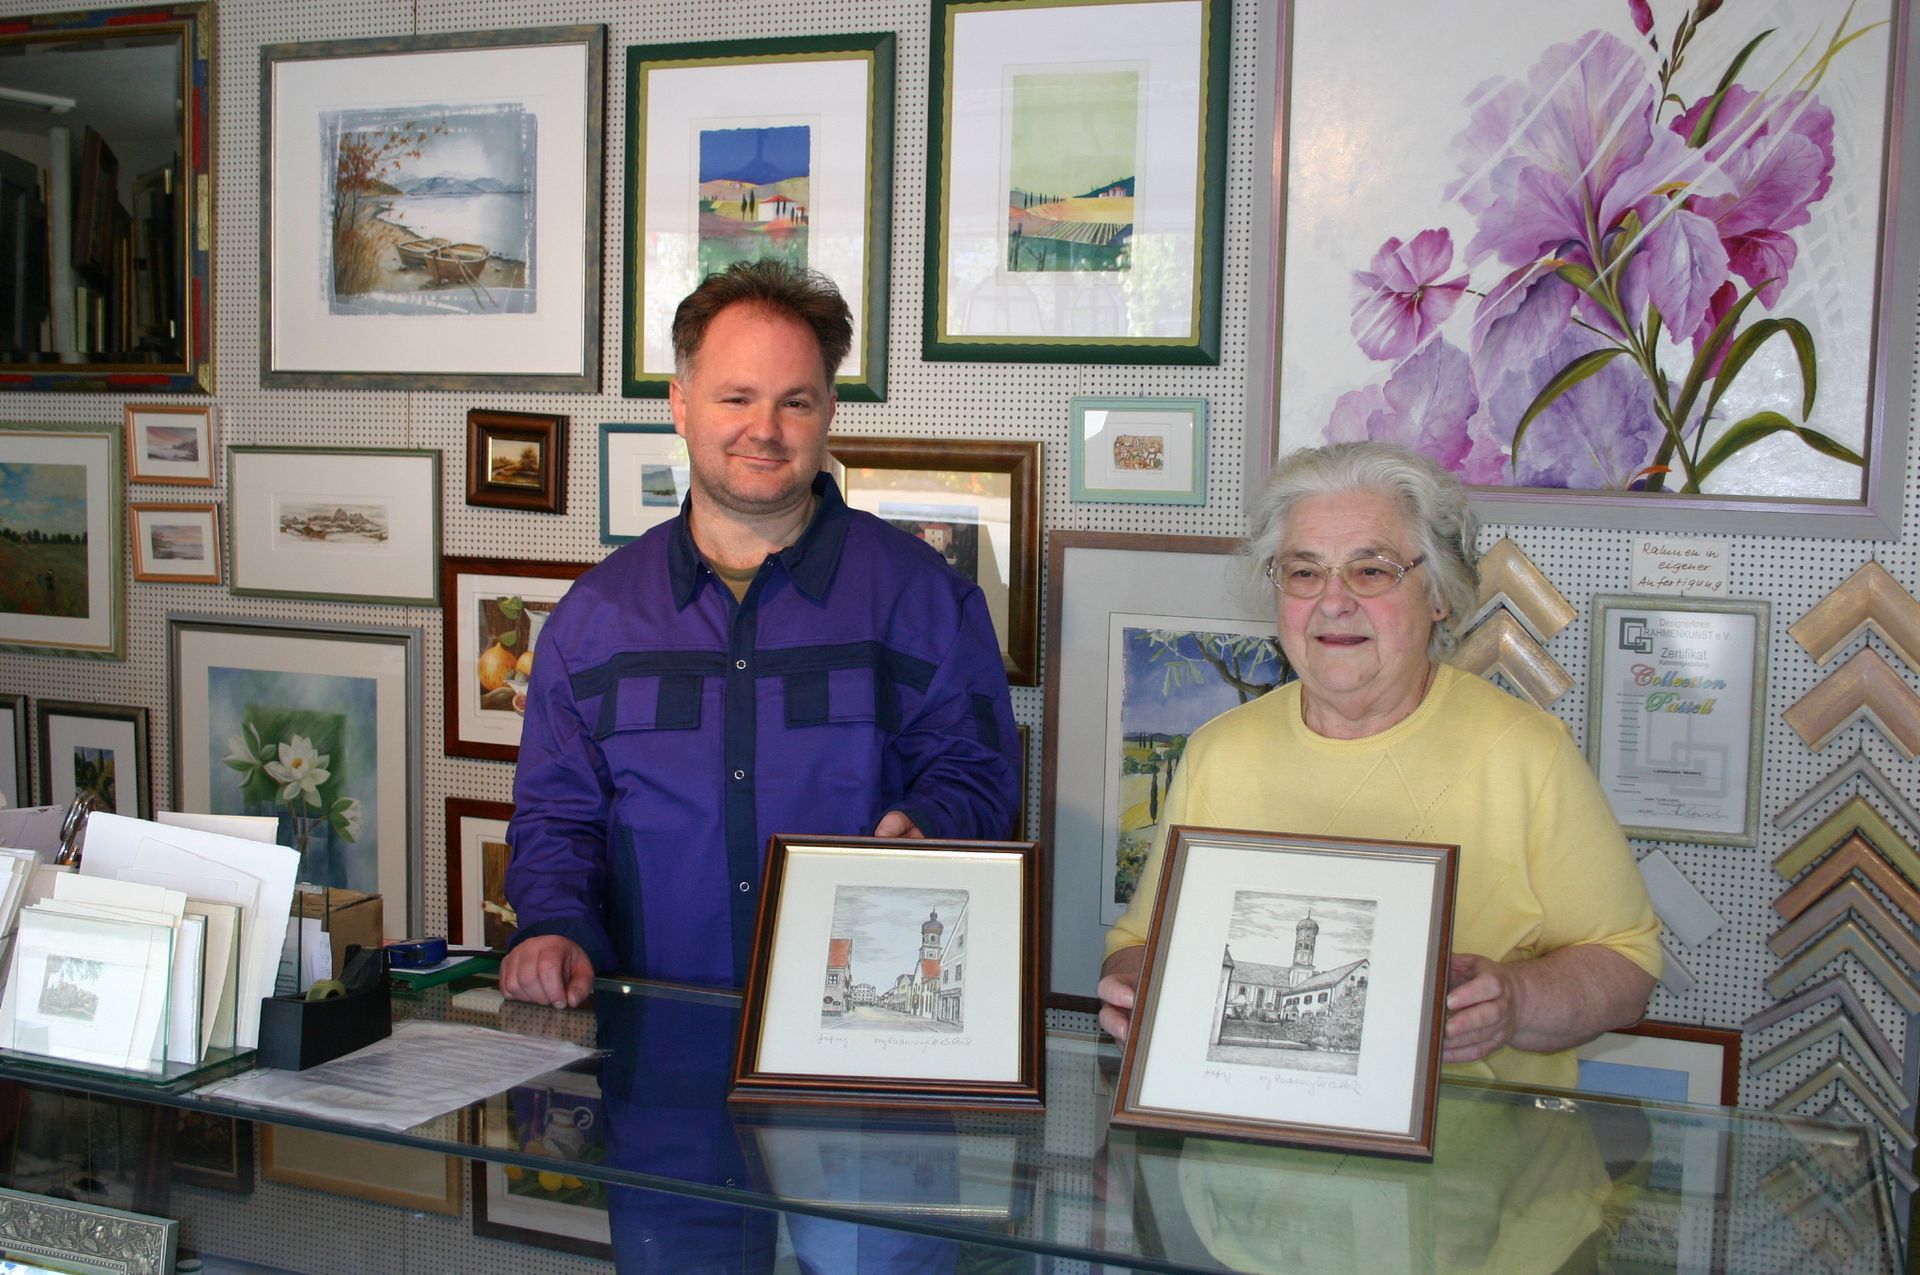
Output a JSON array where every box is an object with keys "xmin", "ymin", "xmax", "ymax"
[
  {"xmin": 170, "ymin": 1111, "xmax": 255, "ymax": 1195},
  {"xmin": 445, "ymin": 796, "xmax": 516, "ymax": 948},
  {"xmin": 129, "ymin": 501, "xmax": 222, "ymax": 583},
  {"xmin": 0, "ymin": 694, "xmax": 26, "ymax": 811},
  {"xmin": 72, "ymin": 126, "xmax": 122, "ymax": 291},
  {"xmin": 1111, "ymin": 827, "xmax": 1458, "ymax": 1160},
  {"xmin": 34, "ymin": 700, "xmax": 152, "ymax": 820},
  {"xmin": 828, "ymin": 436, "xmax": 1041, "ymax": 685},
  {"xmin": 730, "ymin": 835, "xmax": 1045, "ymax": 1112},
  {"xmin": 1581, "ymin": 1020, "xmax": 1743, "ymax": 1109},
  {"xmin": 440, "ymin": 556, "xmax": 592, "ymax": 762},
  {"xmin": 466, "ymin": 409, "xmax": 568, "ymax": 514},
  {"xmin": 470, "ymin": 1085, "xmax": 613, "ymax": 1259}
]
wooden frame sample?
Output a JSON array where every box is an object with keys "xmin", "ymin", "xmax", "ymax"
[
  {"xmin": 926, "ymin": 0, "xmax": 1230, "ymax": 364},
  {"xmin": 1773, "ymin": 749, "xmax": 1920, "ymax": 833},
  {"xmin": 1112, "ymin": 827, "xmax": 1458, "ymax": 1159},
  {"xmin": 732, "ymin": 835, "xmax": 1044, "ymax": 1111},
  {"xmin": 1774, "ymin": 834, "xmax": 1920, "ymax": 923},
  {"xmin": 830, "ymin": 437, "xmax": 1040, "ymax": 685},
  {"xmin": 261, "ymin": 1126, "xmax": 459, "ymax": 1214},
  {"xmin": 1782, "ymin": 648, "xmax": 1920, "ymax": 759},
  {"xmin": 35, "ymin": 700, "xmax": 151, "ymax": 820},
  {"xmin": 466, "ymin": 409, "xmax": 567, "ymax": 514},
  {"xmin": 1789, "ymin": 560, "xmax": 1920, "ymax": 668},
  {"xmin": 0, "ymin": 694, "xmax": 26, "ymax": 810},
  {"xmin": 1070, "ymin": 397, "xmax": 1208, "ymax": 505},
  {"xmin": 624, "ymin": 32, "xmax": 894, "ymax": 401},
  {"xmin": 124, "ymin": 404, "xmax": 216, "ymax": 485},
  {"xmin": 441, "ymin": 557, "xmax": 591, "ymax": 761},
  {"xmin": 227, "ymin": 446, "xmax": 441, "ymax": 606},
  {"xmin": 445, "ymin": 796, "xmax": 516, "ymax": 950},
  {"xmin": 1574, "ymin": 1020, "xmax": 1741, "ymax": 1107},
  {"xmin": 261, "ymin": 25, "xmax": 606, "ymax": 390},
  {"xmin": 1475, "ymin": 539, "xmax": 1575, "ymax": 639},
  {"xmin": 1449, "ymin": 609, "xmax": 1572, "ymax": 707},
  {"xmin": 0, "ymin": 422, "xmax": 124, "ymax": 659},
  {"xmin": 130, "ymin": 502, "xmax": 222, "ymax": 584},
  {"xmin": 1587, "ymin": 596, "xmax": 1770, "ymax": 846}
]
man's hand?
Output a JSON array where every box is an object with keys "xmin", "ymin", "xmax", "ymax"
[
  {"xmin": 1443, "ymin": 952, "xmax": 1520, "ymax": 1063},
  {"xmin": 500, "ymin": 935, "xmax": 597, "ymax": 1009},
  {"xmin": 872, "ymin": 810, "xmax": 925, "ymax": 838},
  {"xmin": 1096, "ymin": 946, "xmax": 1146, "ymax": 1044}
]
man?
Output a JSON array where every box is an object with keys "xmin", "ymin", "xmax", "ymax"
[{"xmin": 501, "ymin": 259, "xmax": 1019, "ymax": 1006}]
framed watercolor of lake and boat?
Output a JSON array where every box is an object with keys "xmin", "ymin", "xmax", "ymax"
[
  {"xmin": 227, "ymin": 446, "xmax": 440, "ymax": 606},
  {"xmin": 35, "ymin": 700, "xmax": 152, "ymax": 820},
  {"xmin": 624, "ymin": 32, "xmax": 894, "ymax": 401},
  {"xmin": 261, "ymin": 26, "xmax": 605, "ymax": 390},
  {"xmin": 168, "ymin": 613, "xmax": 424, "ymax": 938},
  {"xmin": 925, "ymin": 0, "xmax": 1231, "ymax": 363},
  {"xmin": 731, "ymin": 835, "xmax": 1044, "ymax": 1110},
  {"xmin": 130, "ymin": 502, "xmax": 222, "ymax": 584},
  {"xmin": 1259, "ymin": 0, "xmax": 1919, "ymax": 537},
  {"xmin": 1042, "ymin": 533, "xmax": 1291, "ymax": 1009},
  {"xmin": 440, "ymin": 557, "xmax": 592, "ymax": 761},
  {"xmin": 0, "ymin": 422, "xmax": 124, "ymax": 659},
  {"xmin": 600, "ymin": 423, "xmax": 691, "ymax": 544},
  {"xmin": 1112, "ymin": 828, "xmax": 1458, "ymax": 1159}
]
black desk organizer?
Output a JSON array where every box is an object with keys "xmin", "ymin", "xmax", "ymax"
[{"xmin": 256, "ymin": 970, "xmax": 393, "ymax": 1070}]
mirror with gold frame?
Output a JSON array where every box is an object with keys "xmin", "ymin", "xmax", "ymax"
[{"xmin": 0, "ymin": 2, "xmax": 213, "ymax": 392}]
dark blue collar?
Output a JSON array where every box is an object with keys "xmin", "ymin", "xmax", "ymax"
[{"xmin": 668, "ymin": 471, "xmax": 851, "ymax": 607}]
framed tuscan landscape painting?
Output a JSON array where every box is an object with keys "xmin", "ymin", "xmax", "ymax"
[
  {"xmin": 0, "ymin": 423, "xmax": 124, "ymax": 659},
  {"xmin": 1265, "ymin": 0, "xmax": 1917, "ymax": 536}
]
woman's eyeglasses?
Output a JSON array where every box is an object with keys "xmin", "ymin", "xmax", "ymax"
[{"xmin": 1264, "ymin": 554, "xmax": 1426, "ymax": 599}]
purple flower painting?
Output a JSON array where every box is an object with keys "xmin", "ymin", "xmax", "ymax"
[{"xmin": 1278, "ymin": 1, "xmax": 1894, "ymax": 501}]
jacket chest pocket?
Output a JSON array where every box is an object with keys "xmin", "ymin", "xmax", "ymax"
[
  {"xmin": 782, "ymin": 666, "xmax": 898, "ymax": 731},
  {"xmin": 593, "ymin": 672, "xmax": 705, "ymax": 738}
]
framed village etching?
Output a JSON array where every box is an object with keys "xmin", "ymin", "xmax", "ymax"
[
  {"xmin": 228, "ymin": 446, "xmax": 441, "ymax": 606},
  {"xmin": 1112, "ymin": 828, "xmax": 1458, "ymax": 1159},
  {"xmin": 445, "ymin": 797, "xmax": 516, "ymax": 949},
  {"xmin": 130, "ymin": 502, "xmax": 222, "ymax": 584},
  {"xmin": 36, "ymin": 700, "xmax": 152, "ymax": 820},
  {"xmin": 0, "ymin": 694, "xmax": 26, "ymax": 810},
  {"xmin": 466, "ymin": 409, "xmax": 567, "ymax": 514},
  {"xmin": 1042, "ymin": 533, "xmax": 1290, "ymax": 1009},
  {"xmin": 829, "ymin": 437, "xmax": 1041, "ymax": 685},
  {"xmin": 261, "ymin": 25, "xmax": 606, "ymax": 390},
  {"xmin": 732, "ymin": 836, "xmax": 1044, "ymax": 1110},
  {"xmin": 925, "ymin": 0, "xmax": 1231, "ymax": 363},
  {"xmin": 1261, "ymin": 0, "xmax": 1919, "ymax": 537},
  {"xmin": 1586, "ymin": 596, "xmax": 1769, "ymax": 846},
  {"xmin": 0, "ymin": 422, "xmax": 124, "ymax": 659},
  {"xmin": 169, "ymin": 614, "xmax": 425, "ymax": 937},
  {"xmin": 624, "ymin": 32, "xmax": 894, "ymax": 401},
  {"xmin": 440, "ymin": 557, "xmax": 591, "ymax": 760},
  {"xmin": 124, "ymin": 404, "xmax": 215, "ymax": 485},
  {"xmin": 600, "ymin": 423, "xmax": 690, "ymax": 544}
]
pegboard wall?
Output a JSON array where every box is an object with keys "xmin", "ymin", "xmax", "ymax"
[{"xmin": 0, "ymin": 0, "xmax": 1918, "ymax": 1263}]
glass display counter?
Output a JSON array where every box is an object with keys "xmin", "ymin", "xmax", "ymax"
[{"xmin": 0, "ymin": 976, "xmax": 1898, "ymax": 1273}]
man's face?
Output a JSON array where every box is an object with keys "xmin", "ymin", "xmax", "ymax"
[{"xmin": 669, "ymin": 303, "xmax": 835, "ymax": 520}]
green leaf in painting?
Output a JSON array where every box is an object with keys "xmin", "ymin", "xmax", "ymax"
[
  {"xmin": 1510, "ymin": 348, "xmax": 1630, "ymax": 464},
  {"xmin": 1694, "ymin": 411, "xmax": 1863, "ymax": 486}
]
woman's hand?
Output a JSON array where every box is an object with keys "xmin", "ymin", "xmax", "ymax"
[
  {"xmin": 1443, "ymin": 953, "xmax": 1520, "ymax": 1063},
  {"xmin": 1443, "ymin": 946, "xmax": 1656, "ymax": 1062},
  {"xmin": 1096, "ymin": 946, "xmax": 1146, "ymax": 1043}
]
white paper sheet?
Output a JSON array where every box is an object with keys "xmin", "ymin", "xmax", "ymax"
[{"xmin": 194, "ymin": 1021, "xmax": 599, "ymax": 1131}]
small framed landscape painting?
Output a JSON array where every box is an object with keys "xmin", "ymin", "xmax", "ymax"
[
  {"xmin": 600, "ymin": 423, "xmax": 690, "ymax": 544},
  {"xmin": 35, "ymin": 700, "xmax": 152, "ymax": 820},
  {"xmin": 0, "ymin": 422, "xmax": 124, "ymax": 659},
  {"xmin": 732, "ymin": 835, "xmax": 1044, "ymax": 1111},
  {"xmin": 130, "ymin": 502, "xmax": 222, "ymax": 584},
  {"xmin": 124, "ymin": 404, "xmax": 216, "ymax": 485},
  {"xmin": 467, "ymin": 409, "xmax": 567, "ymax": 514},
  {"xmin": 1112, "ymin": 827, "xmax": 1458, "ymax": 1160}
]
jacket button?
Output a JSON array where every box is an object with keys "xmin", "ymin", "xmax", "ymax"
[
  {"xmin": 738, "ymin": 881, "xmax": 751, "ymax": 892},
  {"xmin": 733, "ymin": 769, "xmax": 746, "ymax": 781},
  {"xmin": 734, "ymin": 658, "xmax": 747, "ymax": 670}
]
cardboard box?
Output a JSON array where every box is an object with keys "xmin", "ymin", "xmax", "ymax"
[{"xmin": 292, "ymin": 888, "xmax": 384, "ymax": 976}]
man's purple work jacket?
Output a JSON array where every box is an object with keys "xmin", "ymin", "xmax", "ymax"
[{"xmin": 505, "ymin": 474, "xmax": 1020, "ymax": 988}]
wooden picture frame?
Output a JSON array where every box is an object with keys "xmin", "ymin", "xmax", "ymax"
[
  {"xmin": 731, "ymin": 835, "xmax": 1045, "ymax": 1111},
  {"xmin": 925, "ymin": 0, "xmax": 1230, "ymax": 364},
  {"xmin": 1257, "ymin": 0, "xmax": 1919, "ymax": 538},
  {"xmin": 35, "ymin": 700, "xmax": 152, "ymax": 820},
  {"xmin": 599, "ymin": 422, "xmax": 689, "ymax": 544},
  {"xmin": 227, "ymin": 446, "xmax": 442, "ymax": 606},
  {"xmin": 1112, "ymin": 827, "xmax": 1458, "ymax": 1160},
  {"xmin": 1070, "ymin": 397, "xmax": 1208, "ymax": 505},
  {"xmin": 1576, "ymin": 1020, "xmax": 1741, "ymax": 1108},
  {"xmin": 171, "ymin": 1110, "xmax": 255, "ymax": 1195},
  {"xmin": 169, "ymin": 613, "xmax": 426, "ymax": 938},
  {"xmin": 129, "ymin": 502, "xmax": 222, "ymax": 584},
  {"xmin": 0, "ymin": 694, "xmax": 26, "ymax": 811},
  {"xmin": 471, "ymin": 1073, "xmax": 612, "ymax": 1258},
  {"xmin": 1041, "ymin": 532, "xmax": 1289, "ymax": 1009},
  {"xmin": 624, "ymin": 32, "xmax": 894, "ymax": 401},
  {"xmin": 1587, "ymin": 596, "xmax": 1770, "ymax": 846},
  {"xmin": 829, "ymin": 437, "xmax": 1041, "ymax": 685},
  {"xmin": 124, "ymin": 404, "xmax": 216, "ymax": 485},
  {"xmin": 466, "ymin": 409, "xmax": 567, "ymax": 514},
  {"xmin": 0, "ymin": 1187, "xmax": 176, "ymax": 1275},
  {"xmin": 445, "ymin": 796, "xmax": 517, "ymax": 950},
  {"xmin": 0, "ymin": 422, "xmax": 125, "ymax": 660},
  {"xmin": 440, "ymin": 557, "xmax": 592, "ymax": 761},
  {"xmin": 261, "ymin": 25, "xmax": 606, "ymax": 390},
  {"xmin": 261, "ymin": 1126, "xmax": 459, "ymax": 1215}
]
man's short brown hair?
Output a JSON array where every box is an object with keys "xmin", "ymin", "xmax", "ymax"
[{"xmin": 670, "ymin": 259, "xmax": 853, "ymax": 383}]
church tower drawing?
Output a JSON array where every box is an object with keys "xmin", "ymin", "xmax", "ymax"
[
  {"xmin": 921, "ymin": 910, "xmax": 945, "ymax": 963},
  {"xmin": 1289, "ymin": 911, "xmax": 1318, "ymax": 988}
]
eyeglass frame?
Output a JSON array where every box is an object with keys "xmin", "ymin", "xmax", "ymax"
[{"xmin": 1263, "ymin": 553, "xmax": 1428, "ymax": 599}]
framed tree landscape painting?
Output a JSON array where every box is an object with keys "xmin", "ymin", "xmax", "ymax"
[
  {"xmin": 625, "ymin": 33, "xmax": 895, "ymax": 400},
  {"xmin": 0, "ymin": 423, "xmax": 124, "ymax": 659},
  {"xmin": 261, "ymin": 26, "xmax": 605, "ymax": 390},
  {"xmin": 1265, "ymin": 0, "xmax": 1918, "ymax": 536}
]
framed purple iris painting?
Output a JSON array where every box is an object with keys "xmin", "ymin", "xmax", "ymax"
[{"xmin": 1262, "ymin": 0, "xmax": 1917, "ymax": 537}]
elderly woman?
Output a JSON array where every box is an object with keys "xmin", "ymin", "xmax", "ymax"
[{"xmin": 1098, "ymin": 442, "xmax": 1660, "ymax": 1088}]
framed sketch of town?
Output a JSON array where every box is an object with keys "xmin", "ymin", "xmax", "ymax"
[
  {"xmin": 733, "ymin": 836, "xmax": 1043, "ymax": 1111},
  {"xmin": 1114, "ymin": 829, "xmax": 1457, "ymax": 1160},
  {"xmin": 228, "ymin": 447, "xmax": 441, "ymax": 606}
]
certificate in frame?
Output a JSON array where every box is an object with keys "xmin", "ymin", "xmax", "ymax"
[{"xmin": 1587, "ymin": 596, "xmax": 1770, "ymax": 846}]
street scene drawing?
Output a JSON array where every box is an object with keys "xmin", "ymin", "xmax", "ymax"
[
  {"xmin": 1208, "ymin": 891, "xmax": 1375, "ymax": 1074},
  {"xmin": 821, "ymin": 885, "xmax": 969, "ymax": 1033}
]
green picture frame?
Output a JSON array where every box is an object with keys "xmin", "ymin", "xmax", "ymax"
[
  {"xmin": 0, "ymin": 422, "xmax": 125, "ymax": 659},
  {"xmin": 1070, "ymin": 396, "xmax": 1209, "ymax": 505},
  {"xmin": 925, "ymin": 0, "xmax": 1230, "ymax": 364},
  {"xmin": 623, "ymin": 32, "xmax": 895, "ymax": 401}
]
